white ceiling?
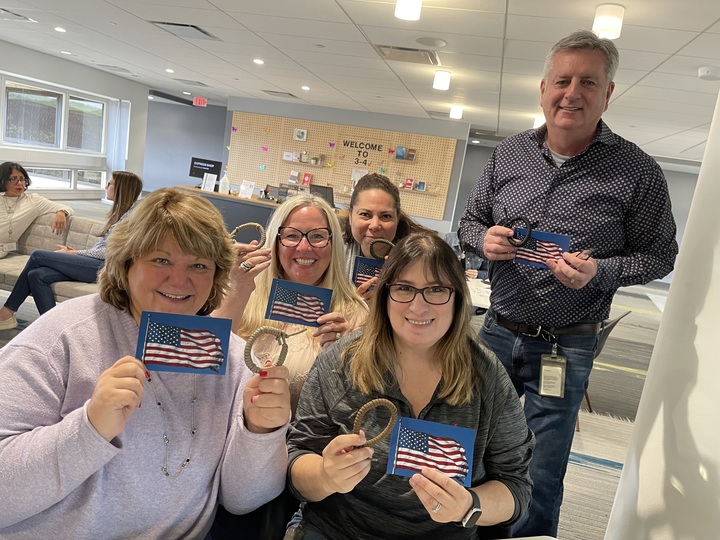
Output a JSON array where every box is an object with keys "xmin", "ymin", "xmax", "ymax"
[{"xmin": 2, "ymin": 0, "xmax": 720, "ymax": 163}]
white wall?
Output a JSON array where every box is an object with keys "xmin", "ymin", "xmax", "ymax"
[{"xmin": 0, "ymin": 41, "xmax": 150, "ymax": 176}]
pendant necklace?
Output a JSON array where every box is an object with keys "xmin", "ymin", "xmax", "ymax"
[
  {"xmin": 2, "ymin": 194, "xmax": 21, "ymax": 240},
  {"xmin": 145, "ymin": 372, "xmax": 198, "ymax": 477}
]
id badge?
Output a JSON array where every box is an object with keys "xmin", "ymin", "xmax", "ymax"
[
  {"xmin": 1, "ymin": 243, "xmax": 17, "ymax": 252},
  {"xmin": 540, "ymin": 347, "xmax": 566, "ymax": 398}
]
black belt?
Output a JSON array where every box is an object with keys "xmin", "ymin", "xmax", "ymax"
[{"xmin": 495, "ymin": 313, "xmax": 601, "ymax": 338}]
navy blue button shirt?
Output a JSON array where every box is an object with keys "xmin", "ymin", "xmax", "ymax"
[{"xmin": 459, "ymin": 121, "xmax": 678, "ymax": 327}]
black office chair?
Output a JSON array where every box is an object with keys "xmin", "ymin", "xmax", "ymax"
[{"xmin": 576, "ymin": 310, "xmax": 632, "ymax": 431}]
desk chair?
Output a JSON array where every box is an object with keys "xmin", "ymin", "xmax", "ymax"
[{"xmin": 576, "ymin": 310, "xmax": 632, "ymax": 431}]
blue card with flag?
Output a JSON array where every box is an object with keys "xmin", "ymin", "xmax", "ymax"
[
  {"xmin": 352, "ymin": 256, "xmax": 384, "ymax": 288},
  {"xmin": 387, "ymin": 416, "xmax": 475, "ymax": 487},
  {"xmin": 136, "ymin": 311, "xmax": 232, "ymax": 375},
  {"xmin": 513, "ymin": 228, "xmax": 571, "ymax": 269},
  {"xmin": 265, "ymin": 278, "xmax": 332, "ymax": 327}
]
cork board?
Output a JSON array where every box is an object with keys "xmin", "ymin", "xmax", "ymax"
[{"xmin": 227, "ymin": 112, "xmax": 456, "ymax": 220}]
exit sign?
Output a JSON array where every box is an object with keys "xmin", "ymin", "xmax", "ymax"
[{"xmin": 193, "ymin": 96, "xmax": 208, "ymax": 107}]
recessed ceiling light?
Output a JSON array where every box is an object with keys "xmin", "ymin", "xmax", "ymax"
[
  {"xmin": 253, "ymin": 58, "xmax": 264, "ymax": 65},
  {"xmin": 416, "ymin": 37, "xmax": 447, "ymax": 48},
  {"xmin": 449, "ymin": 105, "xmax": 463, "ymax": 119},
  {"xmin": 148, "ymin": 95, "xmax": 154, "ymax": 100},
  {"xmin": 54, "ymin": 26, "xmax": 66, "ymax": 33},
  {"xmin": 165, "ymin": 68, "xmax": 175, "ymax": 73},
  {"xmin": 60, "ymin": 50, "xmax": 72, "ymax": 55},
  {"xmin": 471, "ymin": 139, "xmax": 480, "ymax": 144},
  {"xmin": 301, "ymin": 85, "xmax": 310, "ymax": 91},
  {"xmin": 183, "ymin": 91, "xmax": 191, "ymax": 95}
]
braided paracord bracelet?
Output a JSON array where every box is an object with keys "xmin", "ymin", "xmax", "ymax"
[
  {"xmin": 229, "ymin": 222, "xmax": 266, "ymax": 247},
  {"xmin": 368, "ymin": 238, "xmax": 395, "ymax": 260},
  {"xmin": 500, "ymin": 215, "xmax": 532, "ymax": 247},
  {"xmin": 243, "ymin": 326, "xmax": 288, "ymax": 373},
  {"xmin": 352, "ymin": 398, "xmax": 399, "ymax": 447}
]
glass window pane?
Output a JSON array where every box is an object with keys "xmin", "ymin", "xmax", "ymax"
[
  {"xmin": 68, "ymin": 96, "xmax": 104, "ymax": 152},
  {"xmin": 25, "ymin": 168, "xmax": 72, "ymax": 190},
  {"xmin": 77, "ymin": 170, "xmax": 106, "ymax": 190},
  {"xmin": 4, "ymin": 82, "xmax": 62, "ymax": 147}
]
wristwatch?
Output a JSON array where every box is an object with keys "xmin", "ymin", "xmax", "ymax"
[{"xmin": 461, "ymin": 489, "xmax": 482, "ymax": 528}]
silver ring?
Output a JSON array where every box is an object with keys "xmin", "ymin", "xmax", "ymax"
[
  {"xmin": 432, "ymin": 502, "xmax": 442, "ymax": 514},
  {"xmin": 335, "ymin": 332, "xmax": 341, "ymax": 341},
  {"xmin": 570, "ymin": 278, "xmax": 575, "ymax": 284},
  {"xmin": 240, "ymin": 261, "xmax": 252, "ymax": 272}
]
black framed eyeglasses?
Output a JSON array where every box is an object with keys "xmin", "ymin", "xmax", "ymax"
[
  {"xmin": 278, "ymin": 226, "xmax": 332, "ymax": 248},
  {"xmin": 386, "ymin": 283, "xmax": 454, "ymax": 305},
  {"xmin": 7, "ymin": 176, "xmax": 27, "ymax": 185}
]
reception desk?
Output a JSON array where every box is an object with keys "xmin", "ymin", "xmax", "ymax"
[{"xmin": 176, "ymin": 186, "xmax": 347, "ymax": 245}]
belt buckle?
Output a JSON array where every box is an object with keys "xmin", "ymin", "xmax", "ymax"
[{"xmin": 521, "ymin": 324, "xmax": 542, "ymax": 338}]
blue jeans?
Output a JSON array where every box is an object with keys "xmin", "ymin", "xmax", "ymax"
[
  {"xmin": 480, "ymin": 309, "xmax": 598, "ymax": 537},
  {"xmin": 4, "ymin": 250, "xmax": 104, "ymax": 315}
]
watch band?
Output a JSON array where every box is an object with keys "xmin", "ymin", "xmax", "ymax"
[{"xmin": 461, "ymin": 488, "xmax": 482, "ymax": 528}]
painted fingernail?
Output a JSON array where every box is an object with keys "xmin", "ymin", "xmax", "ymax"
[
  {"xmin": 260, "ymin": 370, "xmax": 268, "ymax": 378},
  {"xmin": 145, "ymin": 370, "xmax": 152, "ymax": 381}
]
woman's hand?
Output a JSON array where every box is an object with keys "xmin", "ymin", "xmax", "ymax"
[
  {"xmin": 356, "ymin": 277, "xmax": 378, "ymax": 302},
  {"xmin": 409, "ymin": 467, "xmax": 474, "ymax": 523},
  {"xmin": 243, "ymin": 360, "xmax": 290, "ymax": 433},
  {"xmin": 483, "ymin": 225, "xmax": 517, "ymax": 260},
  {"xmin": 52, "ymin": 211, "xmax": 68, "ymax": 235},
  {"xmin": 319, "ymin": 432, "xmax": 374, "ymax": 495},
  {"xmin": 313, "ymin": 311, "xmax": 352, "ymax": 348},
  {"xmin": 230, "ymin": 241, "xmax": 272, "ymax": 290},
  {"xmin": 55, "ymin": 244, "xmax": 77, "ymax": 254},
  {"xmin": 87, "ymin": 356, "xmax": 146, "ymax": 442}
]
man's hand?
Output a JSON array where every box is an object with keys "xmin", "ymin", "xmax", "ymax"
[
  {"xmin": 546, "ymin": 251, "xmax": 598, "ymax": 289},
  {"xmin": 483, "ymin": 225, "xmax": 518, "ymax": 260}
]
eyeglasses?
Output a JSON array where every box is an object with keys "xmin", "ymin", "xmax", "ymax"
[
  {"xmin": 7, "ymin": 176, "xmax": 26, "ymax": 185},
  {"xmin": 278, "ymin": 226, "xmax": 332, "ymax": 248},
  {"xmin": 386, "ymin": 283, "xmax": 454, "ymax": 305}
]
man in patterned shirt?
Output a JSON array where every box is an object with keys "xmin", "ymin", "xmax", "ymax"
[{"xmin": 458, "ymin": 30, "xmax": 678, "ymax": 537}]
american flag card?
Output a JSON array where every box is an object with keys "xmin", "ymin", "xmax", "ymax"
[
  {"xmin": 351, "ymin": 256, "xmax": 384, "ymax": 288},
  {"xmin": 135, "ymin": 312, "xmax": 232, "ymax": 375},
  {"xmin": 387, "ymin": 417, "xmax": 475, "ymax": 487},
  {"xmin": 513, "ymin": 228, "xmax": 571, "ymax": 269},
  {"xmin": 265, "ymin": 278, "xmax": 332, "ymax": 327}
]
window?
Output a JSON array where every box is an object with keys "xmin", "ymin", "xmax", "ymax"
[
  {"xmin": 4, "ymin": 82, "xmax": 63, "ymax": 147},
  {"xmin": 68, "ymin": 96, "xmax": 104, "ymax": 152}
]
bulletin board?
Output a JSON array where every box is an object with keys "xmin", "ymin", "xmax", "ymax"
[{"xmin": 226, "ymin": 112, "xmax": 456, "ymax": 220}]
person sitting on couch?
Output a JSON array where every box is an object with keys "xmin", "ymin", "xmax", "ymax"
[
  {"xmin": 0, "ymin": 171, "xmax": 142, "ymax": 330},
  {"xmin": 0, "ymin": 161, "xmax": 73, "ymax": 260}
]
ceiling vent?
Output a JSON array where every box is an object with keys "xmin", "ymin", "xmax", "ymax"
[
  {"xmin": 375, "ymin": 45, "xmax": 441, "ymax": 65},
  {"xmin": 173, "ymin": 78, "xmax": 210, "ymax": 87},
  {"xmin": 427, "ymin": 110, "xmax": 449, "ymax": 119},
  {"xmin": 149, "ymin": 90, "xmax": 193, "ymax": 106},
  {"xmin": 97, "ymin": 64, "xmax": 133, "ymax": 73},
  {"xmin": 263, "ymin": 90, "xmax": 299, "ymax": 99},
  {"xmin": 151, "ymin": 21, "xmax": 217, "ymax": 40},
  {"xmin": 0, "ymin": 8, "xmax": 36, "ymax": 22}
]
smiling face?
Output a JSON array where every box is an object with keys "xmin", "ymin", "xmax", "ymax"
[
  {"xmin": 126, "ymin": 234, "xmax": 215, "ymax": 323},
  {"xmin": 4, "ymin": 168, "xmax": 27, "ymax": 198},
  {"xmin": 387, "ymin": 260, "xmax": 454, "ymax": 356},
  {"xmin": 540, "ymin": 49, "xmax": 614, "ymax": 151},
  {"xmin": 349, "ymin": 188, "xmax": 399, "ymax": 257},
  {"xmin": 277, "ymin": 205, "xmax": 332, "ymax": 286}
]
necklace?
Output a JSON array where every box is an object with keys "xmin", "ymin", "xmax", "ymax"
[
  {"xmin": 145, "ymin": 372, "xmax": 198, "ymax": 477},
  {"xmin": 2, "ymin": 194, "xmax": 22, "ymax": 240}
]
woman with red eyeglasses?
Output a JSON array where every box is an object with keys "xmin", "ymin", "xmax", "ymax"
[{"xmin": 0, "ymin": 161, "xmax": 73, "ymax": 260}]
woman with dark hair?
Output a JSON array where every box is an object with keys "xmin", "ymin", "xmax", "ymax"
[
  {"xmin": 341, "ymin": 173, "xmax": 429, "ymax": 299},
  {"xmin": 0, "ymin": 171, "xmax": 142, "ymax": 329},
  {"xmin": 0, "ymin": 161, "xmax": 73, "ymax": 259},
  {"xmin": 0, "ymin": 188, "xmax": 290, "ymax": 538},
  {"xmin": 287, "ymin": 232, "xmax": 534, "ymax": 540}
]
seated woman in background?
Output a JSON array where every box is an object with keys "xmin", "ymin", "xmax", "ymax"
[
  {"xmin": 0, "ymin": 161, "xmax": 73, "ymax": 259},
  {"xmin": 0, "ymin": 171, "xmax": 143, "ymax": 329},
  {"xmin": 341, "ymin": 173, "xmax": 429, "ymax": 300},
  {"xmin": 287, "ymin": 232, "xmax": 534, "ymax": 540},
  {"xmin": 0, "ymin": 188, "xmax": 290, "ymax": 538}
]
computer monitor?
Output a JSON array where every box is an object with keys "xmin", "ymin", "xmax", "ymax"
[{"xmin": 309, "ymin": 185, "xmax": 334, "ymax": 207}]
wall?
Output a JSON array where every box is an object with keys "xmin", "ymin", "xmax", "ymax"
[
  {"xmin": 142, "ymin": 101, "xmax": 227, "ymax": 192},
  {"xmin": 0, "ymin": 41, "xmax": 149, "ymax": 176}
]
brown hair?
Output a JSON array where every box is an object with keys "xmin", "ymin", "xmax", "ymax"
[
  {"xmin": 98, "ymin": 188, "xmax": 235, "ymax": 315},
  {"xmin": 345, "ymin": 231, "xmax": 480, "ymax": 405},
  {"xmin": 101, "ymin": 171, "xmax": 143, "ymax": 236}
]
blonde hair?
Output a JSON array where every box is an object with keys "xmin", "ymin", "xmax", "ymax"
[
  {"xmin": 346, "ymin": 231, "xmax": 479, "ymax": 405},
  {"xmin": 236, "ymin": 193, "xmax": 366, "ymax": 338},
  {"xmin": 98, "ymin": 188, "xmax": 235, "ymax": 315}
]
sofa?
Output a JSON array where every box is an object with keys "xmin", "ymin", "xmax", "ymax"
[{"xmin": 0, "ymin": 213, "xmax": 105, "ymax": 304}]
